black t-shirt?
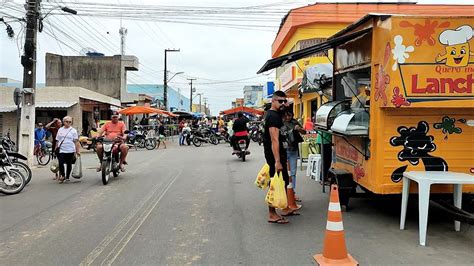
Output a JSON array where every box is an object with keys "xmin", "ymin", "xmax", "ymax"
[
  {"xmin": 158, "ymin": 125, "xmax": 165, "ymax": 135},
  {"xmin": 232, "ymin": 118, "xmax": 248, "ymax": 133},
  {"xmin": 263, "ymin": 110, "xmax": 286, "ymax": 154}
]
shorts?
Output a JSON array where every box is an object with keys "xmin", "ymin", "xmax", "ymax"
[
  {"xmin": 264, "ymin": 149, "xmax": 290, "ymax": 188},
  {"xmin": 159, "ymin": 135, "xmax": 165, "ymax": 141}
]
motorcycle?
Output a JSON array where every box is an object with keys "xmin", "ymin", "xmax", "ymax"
[
  {"xmin": 125, "ymin": 128, "xmax": 146, "ymax": 149},
  {"xmin": 0, "ymin": 146, "xmax": 26, "ymax": 195},
  {"xmin": 97, "ymin": 137, "xmax": 122, "ymax": 185},
  {"xmin": 192, "ymin": 126, "xmax": 218, "ymax": 147},
  {"xmin": 216, "ymin": 127, "xmax": 231, "ymax": 144},
  {"xmin": 249, "ymin": 123, "xmax": 263, "ymax": 145},
  {"xmin": 1, "ymin": 137, "xmax": 32, "ymax": 184},
  {"xmin": 234, "ymin": 139, "xmax": 250, "ymax": 162}
]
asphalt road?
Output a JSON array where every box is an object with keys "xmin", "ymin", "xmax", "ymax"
[{"xmin": 1, "ymin": 140, "xmax": 473, "ymax": 265}]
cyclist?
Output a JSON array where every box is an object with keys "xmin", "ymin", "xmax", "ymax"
[
  {"xmin": 95, "ymin": 112, "xmax": 129, "ymax": 172},
  {"xmin": 34, "ymin": 122, "xmax": 47, "ymax": 151}
]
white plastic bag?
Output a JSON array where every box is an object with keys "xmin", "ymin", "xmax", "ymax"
[
  {"xmin": 50, "ymin": 158, "xmax": 59, "ymax": 173},
  {"xmin": 72, "ymin": 155, "xmax": 82, "ymax": 179}
]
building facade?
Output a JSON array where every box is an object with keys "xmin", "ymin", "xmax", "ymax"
[
  {"xmin": 45, "ymin": 53, "xmax": 139, "ymax": 103},
  {"xmin": 0, "ymin": 83, "xmax": 121, "ymax": 139},
  {"xmin": 243, "ymin": 85, "xmax": 263, "ymax": 108}
]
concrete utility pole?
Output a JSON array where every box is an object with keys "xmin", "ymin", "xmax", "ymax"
[
  {"xmin": 203, "ymin": 97, "xmax": 208, "ymax": 115},
  {"xmin": 19, "ymin": 0, "xmax": 41, "ymax": 165},
  {"xmin": 187, "ymin": 78, "xmax": 196, "ymax": 112},
  {"xmin": 163, "ymin": 48, "xmax": 179, "ymax": 110}
]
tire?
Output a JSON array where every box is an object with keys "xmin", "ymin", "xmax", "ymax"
[
  {"xmin": 37, "ymin": 149, "xmax": 51, "ymax": 166},
  {"xmin": 210, "ymin": 135, "xmax": 218, "ymax": 145},
  {"xmin": 101, "ymin": 160, "xmax": 110, "ymax": 185},
  {"xmin": 250, "ymin": 134, "xmax": 258, "ymax": 142},
  {"xmin": 193, "ymin": 137, "xmax": 202, "ymax": 147},
  {"xmin": 0, "ymin": 169, "xmax": 26, "ymax": 195},
  {"xmin": 145, "ymin": 138, "xmax": 157, "ymax": 150},
  {"xmin": 136, "ymin": 136, "xmax": 146, "ymax": 148},
  {"xmin": 242, "ymin": 153, "xmax": 246, "ymax": 162},
  {"xmin": 12, "ymin": 161, "xmax": 32, "ymax": 185}
]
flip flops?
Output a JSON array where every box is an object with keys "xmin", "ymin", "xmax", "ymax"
[
  {"xmin": 281, "ymin": 211, "xmax": 301, "ymax": 217},
  {"xmin": 267, "ymin": 218, "xmax": 289, "ymax": 224}
]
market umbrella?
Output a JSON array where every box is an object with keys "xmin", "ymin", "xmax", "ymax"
[
  {"xmin": 220, "ymin": 106, "xmax": 264, "ymax": 116},
  {"xmin": 118, "ymin": 106, "xmax": 167, "ymax": 115},
  {"xmin": 163, "ymin": 111, "xmax": 178, "ymax": 117}
]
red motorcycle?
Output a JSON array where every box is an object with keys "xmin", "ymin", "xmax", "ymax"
[{"xmin": 97, "ymin": 137, "xmax": 122, "ymax": 185}]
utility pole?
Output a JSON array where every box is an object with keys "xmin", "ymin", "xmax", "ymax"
[
  {"xmin": 203, "ymin": 97, "xmax": 208, "ymax": 115},
  {"xmin": 119, "ymin": 26, "xmax": 127, "ymax": 55},
  {"xmin": 19, "ymin": 0, "xmax": 41, "ymax": 165},
  {"xmin": 163, "ymin": 48, "xmax": 179, "ymax": 110},
  {"xmin": 198, "ymin": 93, "xmax": 203, "ymax": 113},
  {"xmin": 187, "ymin": 78, "xmax": 196, "ymax": 112}
]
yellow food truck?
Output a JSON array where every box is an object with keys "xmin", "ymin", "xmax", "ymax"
[{"xmin": 258, "ymin": 14, "xmax": 474, "ymax": 206}]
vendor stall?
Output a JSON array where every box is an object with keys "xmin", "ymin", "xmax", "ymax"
[{"xmin": 259, "ymin": 14, "xmax": 474, "ymax": 199}]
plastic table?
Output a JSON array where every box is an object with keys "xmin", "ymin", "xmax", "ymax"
[{"xmin": 400, "ymin": 171, "xmax": 474, "ymax": 246}]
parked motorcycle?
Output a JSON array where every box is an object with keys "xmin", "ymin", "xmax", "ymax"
[
  {"xmin": 97, "ymin": 137, "xmax": 122, "ymax": 185},
  {"xmin": 216, "ymin": 127, "xmax": 231, "ymax": 144},
  {"xmin": 0, "ymin": 146, "xmax": 26, "ymax": 195},
  {"xmin": 126, "ymin": 129, "xmax": 146, "ymax": 149},
  {"xmin": 1, "ymin": 137, "xmax": 31, "ymax": 184},
  {"xmin": 249, "ymin": 123, "xmax": 263, "ymax": 145},
  {"xmin": 192, "ymin": 126, "xmax": 218, "ymax": 147}
]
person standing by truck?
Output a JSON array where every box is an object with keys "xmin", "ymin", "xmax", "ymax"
[{"xmin": 263, "ymin": 91, "xmax": 294, "ymax": 224}]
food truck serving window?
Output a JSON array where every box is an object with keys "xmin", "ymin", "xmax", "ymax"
[{"xmin": 335, "ymin": 32, "xmax": 372, "ymax": 72}]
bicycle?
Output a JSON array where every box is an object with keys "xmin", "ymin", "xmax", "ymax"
[{"xmin": 34, "ymin": 142, "xmax": 51, "ymax": 166}]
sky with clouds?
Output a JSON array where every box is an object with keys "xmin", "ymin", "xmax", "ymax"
[{"xmin": 0, "ymin": 0, "xmax": 470, "ymax": 114}]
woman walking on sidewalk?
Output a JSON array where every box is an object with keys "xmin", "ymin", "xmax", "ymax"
[{"xmin": 56, "ymin": 116, "xmax": 80, "ymax": 183}]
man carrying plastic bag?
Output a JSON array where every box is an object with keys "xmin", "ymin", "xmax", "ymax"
[
  {"xmin": 255, "ymin": 164, "xmax": 270, "ymax": 189},
  {"xmin": 265, "ymin": 172, "xmax": 287, "ymax": 209},
  {"xmin": 262, "ymin": 91, "xmax": 295, "ymax": 224}
]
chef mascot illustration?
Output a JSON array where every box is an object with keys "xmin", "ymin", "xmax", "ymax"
[{"xmin": 436, "ymin": 25, "xmax": 473, "ymax": 67}]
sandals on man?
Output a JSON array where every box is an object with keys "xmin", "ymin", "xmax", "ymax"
[{"xmin": 267, "ymin": 217, "xmax": 289, "ymax": 224}]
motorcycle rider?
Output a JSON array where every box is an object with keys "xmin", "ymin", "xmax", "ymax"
[
  {"xmin": 231, "ymin": 112, "xmax": 250, "ymax": 154},
  {"xmin": 95, "ymin": 112, "xmax": 129, "ymax": 172}
]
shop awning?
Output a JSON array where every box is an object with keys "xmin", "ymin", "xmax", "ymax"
[
  {"xmin": 36, "ymin": 101, "xmax": 77, "ymax": 109},
  {"xmin": 220, "ymin": 106, "xmax": 264, "ymax": 116},
  {"xmin": 257, "ymin": 28, "xmax": 372, "ymax": 74}
]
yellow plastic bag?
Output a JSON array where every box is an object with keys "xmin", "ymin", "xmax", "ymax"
[
  {"xmin": 255, "ymin": 164, "xmax": 270, "ymax": 189},
  {"xmin": 265, "ymin": 172, "xmax": 288, "ymax": 209}
]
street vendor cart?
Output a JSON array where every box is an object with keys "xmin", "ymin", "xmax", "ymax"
[{"xmin": 258, "ymin": 14, "xmax": 474, "ymax": 209}]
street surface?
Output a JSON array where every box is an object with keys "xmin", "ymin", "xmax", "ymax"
[{"xmin": 1, "ymin": 140, "xmax": 473, "ymax": 265}]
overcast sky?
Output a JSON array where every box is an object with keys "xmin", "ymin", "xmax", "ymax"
[{"xmin": 0, "ymin": 0, "xmax": 470, "ymax": 114}]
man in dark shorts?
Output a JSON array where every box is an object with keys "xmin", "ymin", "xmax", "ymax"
[{"xmin": 263, "ymin": 90, "xmax": 295, "ymax": 224}]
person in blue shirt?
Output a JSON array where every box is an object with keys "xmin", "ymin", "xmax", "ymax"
[{"xmin": 34, "ymin": 122, "xmax": 47, "ymax": 148}]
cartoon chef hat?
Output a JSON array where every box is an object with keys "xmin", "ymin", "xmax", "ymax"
[{"xmin": 439, "ymin": 25, "xmax": 473, "ymax": 46}]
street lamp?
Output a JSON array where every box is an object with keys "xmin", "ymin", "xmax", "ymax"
[
  {"xmin": 168, "ymin": 71, "xmax": 184, "ymax": 83},
  {"xmin": 164, "ymin": 48, "xmax": 180, "ymax": 110}
]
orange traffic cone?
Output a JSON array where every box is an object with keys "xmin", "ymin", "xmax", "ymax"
[
  {"xmin": 286, "ymin": 183, "xmax": 301, "ymax": 210},
  {"xmin": 313, "ymin": 184, "xmax": 358, "ymax": 266}
]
